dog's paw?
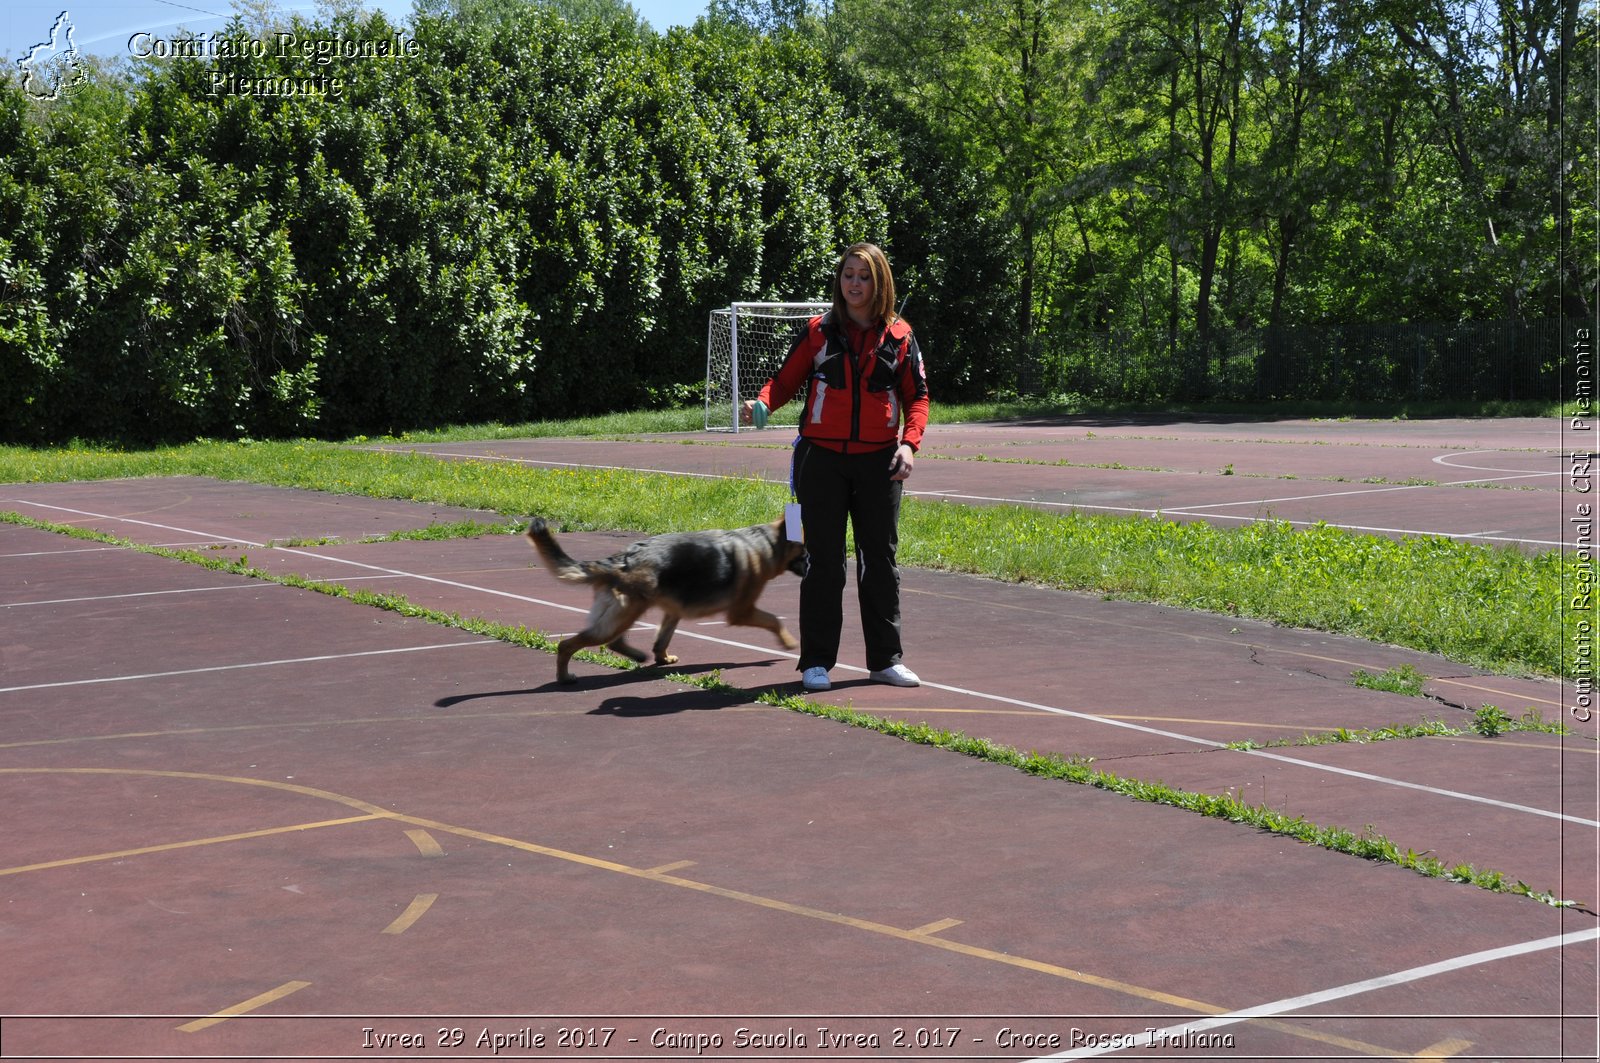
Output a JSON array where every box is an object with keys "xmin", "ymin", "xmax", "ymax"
[
  {"xmin": 777, "ymin": 628, "xmax": 798, "ymax": 649},
  {"xmin": 654, "ymin": 653, "xmax": 680, "ymax": 667}
]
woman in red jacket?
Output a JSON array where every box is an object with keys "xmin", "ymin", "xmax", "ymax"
[{"xmin": 742, "ymin": 242, "xmax": 930, "ymax": 692}]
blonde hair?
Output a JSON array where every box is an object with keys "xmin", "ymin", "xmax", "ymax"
[{"xmin": 831, "ymin": 242, "xmax": 899, "ymax": 326}]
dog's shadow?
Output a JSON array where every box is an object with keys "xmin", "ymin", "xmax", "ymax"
[
  {"xmin": 432, "ymin": 669, "xmax": 639, "ymax": 707},
  {"xmin": 586, "ymin": 659, "xmax": 778, "ymax": 716},
  {"xmin": 433, "ymin": 660, "xmax": 778, "ymax": 715}
]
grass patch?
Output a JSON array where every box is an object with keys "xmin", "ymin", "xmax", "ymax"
[
  {"xmin": 363, "ymin": 519, "xmax": 524, "ymax": 543},
  {"xmin": 1350, "ymin": 664, "xmax": 1427, "ymax": 696},
  {"xmin": 270, "ymin": 520, "xmax": 523, "ymax": 548},
  {"xmin": 1468, "ymin": 704, "xmax": 1570, "ymax": 737},
  {"xmin": 0, "ymin": 406, "xmax": 1572, "ymax": 679},
  {"xmin": 1225, "ymin": 717, "xmax": 1461, "ymax": 750},
  {"xmin": 898, "ymin": 504, "xmax": 1566, "ymax": 678},
  {"xmin": 1226, "ymin": 707, "xmax": 1574, "ymax": 750}
]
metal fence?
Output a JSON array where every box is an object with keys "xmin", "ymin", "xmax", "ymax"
[{"xmin": 1020, "ymin": 318, "xmax": 1565, "ymax": 404}]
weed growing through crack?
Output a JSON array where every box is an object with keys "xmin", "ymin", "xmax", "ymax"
[
  {"xmin": 1226, "ymin": 706, "xmax": 1573, "ymax": 751},
  {"xmin": 1350, "ymin": 663, "xmax": 1427, "ymax": 696},
  {"xmin": 1468, "ymin": 704, "xmax": 1569, "ymax": 737}
]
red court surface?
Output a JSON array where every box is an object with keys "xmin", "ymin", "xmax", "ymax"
[
  {"xmin": 1, "ymin": 415, "xmax": 1597, "ymax": 1062},
  {"xmin": 375, "ymin": 414, "xmax": 1576, "ymax": 551}
]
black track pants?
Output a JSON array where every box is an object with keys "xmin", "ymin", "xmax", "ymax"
[{"xmin": 792, "ymin": 438, "xmax": 904, "ymax": 673}]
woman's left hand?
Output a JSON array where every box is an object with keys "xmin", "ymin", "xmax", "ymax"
[{"xmin": 889, "ymin": 443, "xmax": 914, "ymax": 481}]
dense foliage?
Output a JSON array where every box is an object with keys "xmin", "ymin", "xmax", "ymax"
[
  {"xmin": 0, "ymin": 8, "xmax": 1013, "ymax": 441},
  {"xmin": 836, "ymin": 0, "xmax": 1595, "ymax": 401},
  {"xmin": 0, "ymin": 0, "xmax": 1591, "ymax": 442}
]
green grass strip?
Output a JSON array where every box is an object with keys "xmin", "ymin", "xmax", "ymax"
[
  {"xmin": 749, "ymin": 690, "xmax": 1579, "ymax": 909},
  {"xmin": 7, "ymin": 509, "xmax": 1577, "ymax": 909},
  {"xmin": 900, "ymin": 501, "xmax": 1568, "ymax": 678},
  {"xmin": 1220, "ymin": 712, "xmax": 1585, "ymax": 750},
  {"xmin": 265, "ymin": 519, "xmax": 522, "ymax": 549},
  {"xmin": 0, "ymin": 430, "xmax": 1573, "ymax": 678},
  {"xmin": 1225, "ymin": 718, "xmax": 1463, "ymax": 750}
]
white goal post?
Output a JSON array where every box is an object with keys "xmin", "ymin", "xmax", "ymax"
[{"xmin": 705, "ymin": 301, "xmax": 831, "ymax": 432}]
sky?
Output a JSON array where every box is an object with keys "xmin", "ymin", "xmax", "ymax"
[{"xmin": 3, "ymin": 0, "xmax": 709, "ymax": 63}]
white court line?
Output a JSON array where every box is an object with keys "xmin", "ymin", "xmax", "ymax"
[
  {"xmin": 1035, "ymin": 925, "xmax": 1600, "ymax": 1061},
  {"xmin": 1161, "ymin": 471, "xmax": 1550, "ymax": 511},
  {"xmin": 3, "ymin": 501, "xmax": 265, "ymax": 548},
  {"xmin": 369, "ymin": 447, "xmax": 1560, "ymax": 548},
  {"xmin": 8, "ymin": 499, "xmax": 686, "ymax": 611},
  {"xmin": 362, "ymin": 445, "xmax": 740, "ymax": 482},
  {"xmin": 903, "ymin": 490, "xmax": 1569, "ymax": 549},
  {"xmin": 300, "ymin": 574, "xmax": 411, "ymax": 584},
  {"xmin": 1433, "ymin": 449, "xmax": 1569, "ymax": 475},
  {"xmin": 11, "ymin": 499, "xmax": 1593, "ymax": 827},
  {"xmin": 3, "ymin": 499, "xmax": 793, "ymax": 654},
  {"xmin": 2, "ymin": 585, "xmax": 266, "ymax": 609},
  {"xmin": 0, "ymin": 641, "xmax": 498, "ymax": 694},
  {"xmin": 1, "ymin": 546, "xmax": 125, "ymax": 558},
  {"xmin": 917, "ymin": 678, "xmax": 1600, "ymax": 828}
]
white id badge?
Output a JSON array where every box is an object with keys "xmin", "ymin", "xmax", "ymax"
[{"xmin": 784, "ymin": 502, "xmax": 803, "ymax": 542}]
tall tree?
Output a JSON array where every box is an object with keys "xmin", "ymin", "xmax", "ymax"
[
  {"xmin": 1383, "ymin": 0, "xmax": 1589, "ymax": 318},
  {"xmin": 705, "ymin": 0, "xmax": 819, "ymax": 33},
  {"xmin": 1246, "ymin": 0, "xmax": 1362, "ymax": 390},
  {"xmin": 834, "ymin": 0, "xmax": 1084, "ymax": 359},
  {"xmin": 1088, "ymin": 0, "xmax": 1252, "ymax": 393}
]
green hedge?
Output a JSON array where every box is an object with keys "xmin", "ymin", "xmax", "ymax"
[{"xmin": 0, "ymin": 11, "xmax": 1013, "ymax": 443}]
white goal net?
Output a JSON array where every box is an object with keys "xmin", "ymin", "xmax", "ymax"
[{"xmin": 705, "ymin": 301, "xmax": 830, "ymax": 432}]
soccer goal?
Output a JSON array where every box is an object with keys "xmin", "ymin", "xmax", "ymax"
[{"xmin": 705, "ymin": 301, "xmax": 830, "ymax": 432}]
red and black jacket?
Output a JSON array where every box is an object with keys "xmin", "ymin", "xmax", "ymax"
[{"xmin": 758, "ymin": 311, "xmax": 930, "ymax": 454}]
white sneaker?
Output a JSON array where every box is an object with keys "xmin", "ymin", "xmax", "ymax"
[
  {"xmin": 802, "ymin": 666, "xmax": 832, "ymax": 692},
  {"xmin": 869, "ymin": 663, "xmax": 920, "ymax": 687}
]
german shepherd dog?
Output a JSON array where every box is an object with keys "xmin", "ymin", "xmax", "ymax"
[{"xmin": 526, "ymin": 516, "xmax": 806, "ymax": 683}]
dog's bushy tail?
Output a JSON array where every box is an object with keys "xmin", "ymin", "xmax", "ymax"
[{"xmin": 525, "ymin": 517, "xmax": 607, "ymax": 583}]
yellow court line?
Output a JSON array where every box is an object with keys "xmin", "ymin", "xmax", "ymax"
[
  {"xmin": 404, "ymin": 829, "xmax": 445, "ymax": 857},
  {"xmin": 395, "ymin": 810, "xmax": 1228, "ymax": 1011},
  {"xmin": 0, "ymin": 704, "xmax": 766, "ymax": 752},
  {"xmin": 382, "ymin": 893, "xmax": 438, "ymax": 935},
  {"xmin": 1434, "ymin": 733, "xmax": 1594, "ymax": 755},
  {"xmin": 869, "ymin": 708, "xmax": 1594, "ymax": 754},
  {"xmin": 4, "ymin": 709, "xmax": 1589, "ymax": 762},
  {"xmin": 875, "ymin": 706, "xmax": 1337, "ymax": 731},
  {"xmin": 1414, "ymin": 1036, "xmax": 1474, "ymax": 1059},
  {"xmin": 398, "ymin": 812, "xmax": 1410, "ymax": 1058},
  {"xmin": 644, "ymin": 859, "xmax": 697, "ymax": 874},
  {"xmin": 0, "ymin": 814, "xmax": 384, "ymax": 877},
  {"xmin": 0, "ymin": 698, "xmax": 1575, "ymax": 759},
  {"xmin": 908, "ymin": 917, "xmax": 963, "ymax": 936},
  {"xmin": 1431, "ymin": 675, "xmax": 1560, "ymax": 707},
  {"xmin": 0, "ymin": 767, "xmax": 395, "ymax": 815},
  {"xmin": 177, "ymin": 980, "xmax": 311, "ymax": 1033},
  {"xmin": 0, "ymin": 767, "xmax": 1417, "ymax": 1058}
]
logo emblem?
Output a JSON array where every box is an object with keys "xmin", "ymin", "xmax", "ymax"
[{"xmin": 17, "ymin": 11, "xmax": 88, "ymax": 101}]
